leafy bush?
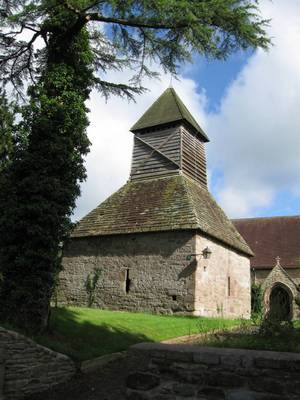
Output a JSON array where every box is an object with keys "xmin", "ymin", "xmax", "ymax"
[
  {"xmin": 295, "ymin": 293, "xmax": 300, "ymax": 308},
  {"xmin": 85, "ymin": 268, "xmax": 102, "ymax": 307},
  {"xmin": 259, "ymin": 311, "xmax": 293, "ymax": 337},
  {"xmin": 251, "ymin": 283, "xmax": 263, "ymax": 321}
]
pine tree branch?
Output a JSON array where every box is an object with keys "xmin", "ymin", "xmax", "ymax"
[{"xmin": 86, "ymin": 13, "xmax": 188, "ymax": 30}]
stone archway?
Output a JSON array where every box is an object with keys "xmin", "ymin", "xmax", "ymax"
[
  {"xmin": 261, "ymin": 258, "xmax": 298, "ymax": 320},
  {"xmin": 268, "ymin": 283, "xmax": 293, "ymax": 321}
]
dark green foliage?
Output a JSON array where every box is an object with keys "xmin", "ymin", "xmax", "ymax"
[
  {"xmin": 0, "ymin": 0, "xmax": 271, "ymax": 99},
  {"xmin": 0, "ymin": 3, "xmax": 94, "ymax": 332},
  {"xmin": 259, "ymin": 311, "xmax": 293, "ymax": 337},
  {"xmin": 251, "ymin": 283, "xmax": 263, "ymax": 320},
  {"xmin": 295, "ymin": 293, "xmax": 300, "ymax": 308},
  {"xmin": 85, "ymin": 268, "xmax": 102, "ymax": 307},
  {"xmin": 0, "ymin": 90, "xmax": 15, "ymax": 173},
  {"xmin": 0, "ymin": 0, "xmax": 271, "ymax": 333},
  {"xmin": 259, "ymin": 285, "xmax": 293, "ymax": 337},
  {"xmin": 294, "ymin": 284, "xmax": 300, "ymax": 308}
]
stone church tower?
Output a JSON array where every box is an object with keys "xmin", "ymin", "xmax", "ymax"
[{"xmin": 59, "ymin": 88, "xmax": 253, "ymax": 318}]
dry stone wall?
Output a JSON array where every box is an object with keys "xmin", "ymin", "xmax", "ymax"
[
  {"xmin": 126, "ymin": 343, "xmax": 300, "ymax": 400},
  {"xmin": 0, "ymin": 348, "xmax": 4, "ymax": 400},
  {"xmin": 0, "ymin": 327, "xmax": 76, "ymax": 399}
]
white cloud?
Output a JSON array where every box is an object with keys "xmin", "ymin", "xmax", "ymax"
[
  {"xmin": 207, "ymin": 0, "xmax": 300, "ymax": 217},
  {"xmin": 75, "ymin": 0, "xmax": 300, "ymax": 221}
]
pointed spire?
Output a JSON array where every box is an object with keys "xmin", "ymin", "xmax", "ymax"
[{"xmin": 130, "ymin": 88, "xmax": 209, "ymax": 142}]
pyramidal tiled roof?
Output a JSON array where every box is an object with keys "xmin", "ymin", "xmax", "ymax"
[
  {"xmin": 72, "ymin": 175, "xmax": 253, "ymax": 256},
  {"xmin": 130, "ymin": 88, "xmax": 209, "ymax": 142}
]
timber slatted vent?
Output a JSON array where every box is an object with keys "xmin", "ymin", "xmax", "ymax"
[
  {"xmin": 130, "ymin": 127, "xmax": 181, "ymax": 180},
  {"xmin": 181, "ymin": 127, "xmax": 207, "ymax": 188}
]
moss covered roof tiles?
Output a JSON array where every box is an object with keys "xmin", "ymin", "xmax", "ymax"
[
  {"xmin": 72, "ymin": 175, "xmax": 252, "ymax": 256},
  {"xmin": 130, "ymin": 88, "xmax": 209, "ymax": 142}
]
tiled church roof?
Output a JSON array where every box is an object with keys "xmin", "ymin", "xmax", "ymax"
[
  {"xmin": 72, "ymin": 175, "xmax": 253, "ymax": 257},
  {"xmin": 130, "ymin": 88, "xmax": 209, "ymax": 142},
  {"xmin": 232, "ymin": 216, "xmax": 300, "ymax": 269}
]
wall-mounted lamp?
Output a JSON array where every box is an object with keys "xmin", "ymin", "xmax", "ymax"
[{"xmin": 186, "ymin": 246, "xmax": 212, "ymax": 261}]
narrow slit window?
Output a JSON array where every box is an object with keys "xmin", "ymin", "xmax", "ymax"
[
  {"xmin": 228, "ymin": 277, "xmax": 231, "ymax": 297},
  {"xmin": 125, "ymin": 269, "xmax": 131, "ymax": 293}
]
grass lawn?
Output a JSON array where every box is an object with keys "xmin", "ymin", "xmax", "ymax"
[{"xmin": 34, "ymin": 307, "xmax": 240, "ymax": 361}]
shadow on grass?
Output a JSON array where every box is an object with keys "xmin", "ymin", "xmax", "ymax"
[{"xmin": 35, "ymin": 307, "xmax": 153, "ymax": 361}]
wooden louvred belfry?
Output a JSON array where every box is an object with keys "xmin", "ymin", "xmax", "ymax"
[{"xmin": 130, "ymin": 88, "xmax": 209, "ymax": 188}]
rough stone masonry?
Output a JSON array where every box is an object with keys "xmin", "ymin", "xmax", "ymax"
[
  {"xmin": 59, "ymin": 230, "xmax": 250, "ymax": 318},
  {"xmin": 0, "ymin": 327, "xmax": 76, "ymax": 399},
  {"xmin": 126, "ymin": 342, "xmax": 300, "ymax": 400}
]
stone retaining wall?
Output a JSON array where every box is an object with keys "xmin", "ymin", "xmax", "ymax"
[
  {"xmin": 0, "ymin": 327, "xmax": 76, "ymax": 399},
  {"xmin": 126, "ymin": 343, "xmax": 300, "ymax": 399},
  {"xmin": 0, "ymin": 348, "xmax": 4, "ymax": 400}
]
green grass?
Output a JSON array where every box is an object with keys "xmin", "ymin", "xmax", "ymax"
[
  {"xmin": 34, "ymin": 307, "xmax": 239, "ymax": 361},
  {"xmin": 197, "ymin": 321, "xmax": 300, "ymax": 353}
]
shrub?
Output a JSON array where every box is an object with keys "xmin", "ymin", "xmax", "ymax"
[
  {"xmin": 295, "ymin": 293, "xmax": 300, "ymax": 308},
  {"xmin": 259, "ymin": 310, "xmax": 293, "ymax": 337},
  {"xmin": 85, "ymin": 268, "xmax": 102, "ymax": 307},
  {"xmin": 251, "ymin": 283, "xmax": 263, "ymax": 321}
]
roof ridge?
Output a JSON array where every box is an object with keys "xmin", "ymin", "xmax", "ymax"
[
  {"xmin": 265, "ymin": 262, "xmax": 298, "ymax": 290},
  {"xmin": 171, "ymin": 88, "xmax": 202, "ymax": 134},
  {"xmin": 170, "ymin": 88, "xmax": 184, "ymax": 120},
  {"xmin": 180, "ymin": 175, "xmax": 201, "ymax": 226},
  {"xmin": 183, "ymin": 175, "xmax": 253, "ymax": 256},
  {"xmin": 232, "ymin": 215, "xmax": 300, "ymax": 222},
  {"xmin": 205, "ymin": 190, "xmax": 253, "ymax": 252},
  {"xmin": 276, "ymin": 263, "xmax": 298, "ymax": 288}
]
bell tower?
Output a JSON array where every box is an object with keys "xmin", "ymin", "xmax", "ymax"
[
  {"xmin": 65, "ymin": 87, "xmax": 253, "ymax": 319},
  {"xmin": 130, "ymin": 88, "xmax": 209, "ymax": 189}
]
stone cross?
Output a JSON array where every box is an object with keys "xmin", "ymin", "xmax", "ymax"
[{"xmin": 275, "ymin": 256, "xmax": 281, "ymax": 266}]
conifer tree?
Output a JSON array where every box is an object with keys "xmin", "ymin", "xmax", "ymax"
[
  {"xmin": 0, "ymin": 90, "xmax": 15, "ymax": 173},
  {"xmin": 0, "ymin": 0, "xmax": 270, "ymax": 332}
]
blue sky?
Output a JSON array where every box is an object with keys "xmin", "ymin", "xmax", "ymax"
[
  {"xmin": 182, "ymin": 51, "xmax": 299, "ymax": 219},
  {"xmin": 74, "ymin": 0, "xmax": 300, "ymax": 221},
  {"xmin": 182, "ymin": 51, "xmax": 251, "ymax": 111}
]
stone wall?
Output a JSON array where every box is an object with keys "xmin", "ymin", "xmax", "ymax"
[
  {"xmin": 195, "ymin": 234, "xmax": 251, "ymax": 318},
  {"xmin": 0, "ymin": 327, "xmax": 76, "ymax": 399},
  {"xmin": 126, "ymin": 342, "xmax": 300, "ymax": 400},
  {"xmin": 59, "ymin": 231, "xmax": 196, "ymax": 314},
  {"xmin": 59, "ymin": 230, "xmax": 251, "ymax": 318},
  {"xmin": 0, "ymin": 348, "xmax": 4, "ymax": 400}
]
